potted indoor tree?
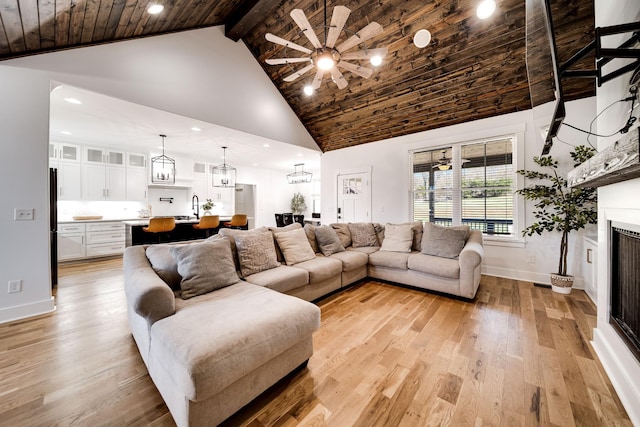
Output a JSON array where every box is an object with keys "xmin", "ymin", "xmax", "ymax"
[
  {"xmin": 516, "ymin": 145, "xmax": 597, "ymax": 294},
  {"xmin": 290, "ymin": 192, "xmax": 307, "ymax": 215}
]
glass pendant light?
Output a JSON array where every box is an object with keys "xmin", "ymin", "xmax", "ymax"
[{"xmin": 212, "ymin": 146, "xmax": 237, "ymax": 188}]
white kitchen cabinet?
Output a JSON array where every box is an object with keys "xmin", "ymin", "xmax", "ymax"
[
  {"xmin": 126, "ymin": 153, "xmax": 148, "ymax": 201},
  {"xmin": 83, "ymin": 147, "xmax": 126, "ymax": 200},
  {"xmin": 56, "ymin": 161, "xmax": 82, "ymax": 201},
  {"xmin": 49, "ymin": 142, "xmax": 80, "ymax": 162},
  {"xmin": 58, "ymin": 223, "xmax": 86, "ymax": 261},
  {"xmin": 85, "ymin": 222, "xmax": 125, "ymax": 258},
  {"xmin": 583, "ymin": 236, "xmax": 598, "ymax": 304}
]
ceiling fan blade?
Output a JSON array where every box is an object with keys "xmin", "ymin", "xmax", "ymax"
[
  {"xmin": 336, "ymin": 22, "xmax": 384, "ymax": 53},
  {"xmin": 312, "ymin": 69, "xmax": 324, "ymax": 89},
  {"xmin": 325, "ymin": 6, "xmax": 351, "ymax": 48},
  {"xmin": 337, "ymin": 61, "xmax": 373, "ymax": 79},
  {"xmin": 340, "ymin": 47, "xmax": 388, "ymax": 61},
  {"xmin": 290, "ymin": 9, "xmax": 322, "ymax": 49},
  {"xmin": 330, "ymin": 67, "xmax": 348, "ymax": 89},
  {"xmin": 283, "ymin": 64, "xmax": 315, "ymax": 82},
  {"xmin": 265, "ymin": 57, "xmax": 312, "ymax": 65},
  {"xmin": 266, "ymin": 33, "xmax": 312, "ymax": 55}
]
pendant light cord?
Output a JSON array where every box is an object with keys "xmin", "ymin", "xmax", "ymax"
[{"xmin": 323, "ymin": 0, "xmax": 327, "ymax": 45}]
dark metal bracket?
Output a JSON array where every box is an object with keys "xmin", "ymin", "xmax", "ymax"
[{"xmin": 560, "ymin": 22, "xmax": 640, "ymax": 86}]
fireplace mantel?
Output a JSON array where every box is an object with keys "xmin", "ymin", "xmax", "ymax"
[{"xmin": 568, "ymin": 127, "xmax": 640, "ymax": 188}]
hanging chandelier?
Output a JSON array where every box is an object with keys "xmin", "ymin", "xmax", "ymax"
[
  {"xmin": 287, "ymin": 163, "xmax": 313, "ymax": 184},
  {"xmin": 151, "ymin": 134, "xmax": 175, "ymax": 184},
  {"xmin": 212, "ymin": 146, "xmax": 237, "ymax": 188}
]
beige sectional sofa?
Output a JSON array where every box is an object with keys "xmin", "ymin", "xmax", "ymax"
[{"xmin": 124, "ymin": 220, "xmax": 483, "ymax": 427}]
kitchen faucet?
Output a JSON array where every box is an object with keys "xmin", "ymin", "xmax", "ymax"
[{"xmin": 192, "ymin": 194, "xmax": 200, "ymax": 219}]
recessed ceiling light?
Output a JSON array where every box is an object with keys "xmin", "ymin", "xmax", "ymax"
[
  {"xmin": 476, "ymin": 0, "xmax": 496, "ymax": 19},
  {"xmin": 303, "ymin": 85, "xmax": 314, "ymax": 96},
  {"xmin": 263, "ymin": 144, "xmax": 270, "ymax": 148},
  {"xmin": 191, "ymin": 127, "xmax": 201, "ymax": 131},
  {"xmin": 147, "ymin": 3, "xmax": 164, "ymax": 14},
  {"xmin": 297, "ymin": 153, "xmax": 303, "ymax": 157},
  {"xmin": 413, "ymin": 29, "xmax": 432, "ymax": 48},
  {"xmin": 64, "ymin": 97, "xmax": 82, "ymax": 105},
  {"xmin": 60, "ymin": 131, "xmax": 72, "ymax": 135}
]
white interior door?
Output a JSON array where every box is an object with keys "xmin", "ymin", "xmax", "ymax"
[{"xmin": 337, "ymin": 171, "xmax": 370, "ymax": 223}]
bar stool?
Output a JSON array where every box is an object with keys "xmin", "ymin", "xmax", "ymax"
[
  {"xmin": 282, "ymin": 213, "xmax": 293, "ymax": 226},
  {"xmin": 142, "ymin": 217, "xmax": 176, "ymax": 243},
  {"xmin": 275, "ymin": 213, "xmax": 285, "ymax": 227},
  {"xmin": 223, "ymin": 214, "xmax": 248, "ymax": 230},
  {"xmin": 193, "ymin": 215, "xmax": 220, "ymax": 237}
]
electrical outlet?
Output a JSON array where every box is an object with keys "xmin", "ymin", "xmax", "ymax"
[
  {"xmin": 8, "ymin": 280, "xmax": 22, "ymax": 293},
  {"xmin": 14, "ymin": 208, "xmax": 34, "ymax": 221}
]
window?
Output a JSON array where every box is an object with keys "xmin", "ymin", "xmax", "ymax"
[{"xmin": 412, "ymin": 136, "xmax": 516, "ymax": 238}]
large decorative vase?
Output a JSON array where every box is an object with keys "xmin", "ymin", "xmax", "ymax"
[{"xmin": 550, "ymin": 274, "xmax": 574, "ymax": 294}]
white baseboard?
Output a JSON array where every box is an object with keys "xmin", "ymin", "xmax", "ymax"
[
  {"xmin": 0, "ymin": 297, "xmax": 56, "ymax": 325},
  {"xmin": 592, "ymin": 328, "xmax": 640, "ymax": 426},
  {"xmin": 482, "ymin": 266, "xmax": 586, "ymax": 290}
]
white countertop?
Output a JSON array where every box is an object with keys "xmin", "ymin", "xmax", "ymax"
[
  {"xmin": 122, "ymin": 217, "xmax": 233, "ymax": 226},
  {"xmin": 58, "ymin": 218, "xmax": 140, "ymax": 224}
]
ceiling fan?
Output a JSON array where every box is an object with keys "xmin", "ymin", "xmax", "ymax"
[
  {"xmin": 433, "ymin": 150, "xmax": 470, "ymax": 171},
  {"xmin": 264, "ymin": 0, "xmax": 388, "ymax": 94}
]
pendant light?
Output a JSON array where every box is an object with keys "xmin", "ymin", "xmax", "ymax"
[
  {"xmin": 151, "ymin": 134, "xmax": 175, "ymax": 184},
  {"xmin": 287, "ymin": 163, "xmax": 313, "ymax": 184},
  {"xmin": 212, "ymin": 146, "xmax": 237, "ymax": 187}
]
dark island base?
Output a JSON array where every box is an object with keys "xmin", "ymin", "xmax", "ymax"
[{"xmin": 125, "ymin": 222, "xmax": 248, "ymax": 246}]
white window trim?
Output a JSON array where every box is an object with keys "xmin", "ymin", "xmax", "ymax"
[{"xmin": 409, "ymin": 126, "xmax": 526, "ymax": 246}]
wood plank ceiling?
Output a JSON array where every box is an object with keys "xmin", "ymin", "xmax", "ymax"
[{"xmin": 0, "ymin": 0, "xmax": 595, "ymax": 152}]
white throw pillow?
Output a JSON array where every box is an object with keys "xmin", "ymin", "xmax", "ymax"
[
  {"xmin": 380, "ymin": 223, "xmax": 414, "ymax": 253},
  {"xmin": 273, "ymin": 228, "xmax": 317, "ymax": 265}
]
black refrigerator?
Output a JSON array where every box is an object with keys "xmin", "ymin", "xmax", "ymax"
[{"xmin": 50, "ymin": 167, "xmax": 58, "ymax": 288}]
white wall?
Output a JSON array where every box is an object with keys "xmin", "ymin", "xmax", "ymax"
[
  {"xmin": 321, "ymin": 97, "xmax": 597, "ymax": 286},
  {"xmin": 591, "ymin": 1, "xmax": 640, "ymax": 424},
  {"xmin": 0, "ymin": 26, "xmax": 316, "ymax": 323}
]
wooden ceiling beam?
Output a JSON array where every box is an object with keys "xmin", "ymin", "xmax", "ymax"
[{"xmin": 225, "ymin": 0, "xmax": 282, "ymax": 42}]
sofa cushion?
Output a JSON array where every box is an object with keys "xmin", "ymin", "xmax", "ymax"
[
  {"xmin": 421, "ymin": 223, "xmax": 470, "ymax": 259},
  {"xmin": 408, "ymin": 253, "xmax": 460, "ymax": 279},
  {"xmin": 149, "ymin": 282, "xmax": 320, "ymax": 401},
  {"xmin": 331, "ymin": 223, "xmax": 352, "ymax": 247},
  {"xmin": 270, "ymin": 223, "xmax": 303, "ymax": 262},
  {"xmin": 327, "ymin": 250, "xmax": 369, "ymax": 271},
  {"xmin": 347, "ymin": 246, "xmax": 381, "ymax": 255},
  {"xmin": 145, "ymin": 244, "xmax": 183, "ymax": 290},
  {"xmin": 244, "ymin": 265, "xmax": 309, "ymax": 294},
  {"xmin": 380, "ymin": 223, "xmax": 414, "ymax": 253},
  {"xmin": 314, "ymin": 225, "xmax": 345, "ymax": 256},
  {"xmin": 293, "ymin": 256, "xmax": 343, "ymax": 283},
  {"xmin": 303, "ymin": 224, "xmax": 319, "ymax": 253},
  {"xmin": 368, "ymin": 250, "xmax": 413, "ymax": 269},
  {"xmin": 273, "ymin": 228, "xmax": 316, "ymax": 266},
  {"xmin": 234, "ymin": 232, "xmax": 280, "ymax": 278},
  {"xmin": 348, "ymin": 223, "xmax": 379, "ymax": 247},
  {"xmin": 169, "ymin": 240, "xmax": 240, "ymax": 299}
]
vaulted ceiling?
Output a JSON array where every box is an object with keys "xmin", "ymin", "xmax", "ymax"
[{"xmin": 0, "ymin": 0, "xmax": 595, "ymax": 152}]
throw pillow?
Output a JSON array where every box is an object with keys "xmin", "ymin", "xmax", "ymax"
[
  {"xmin": 421, "ymin": 223, "xmax": 470, "ymax": 259},
  {"xmin": 303, "ymin": 223, "xmax": 319, "ymax": 253},
  {"xmin": 145, "ymin": 244, "xmax": 183, "ymax": 290},
  {"xmin": 216, "ymin": 227, "xmax": 270, "ymax": 267},
  {"xmin": 331, "ymin": 223, "xmax": 352, "ymax": 247},
  {"xmin": 170, "ymin": 240, "xmax": 240, "ymax": 299},
  {"xmin": 380, "ymin": 223, "xmax": 414, "ymax": 253},
  {"xmin": 269, "ymin": 222, "xmax": 303, "ymax": 262},
  {"xmin": 234, "ymin": 232, "xmax": 280, "ymax": 277},
  {"xmin": 314, "ymin": 225, "xmax": 345, "ymax": 256},
  {"xmin": 273, "ymin": 228, "xmax": 316, "ymax": 265},
  {"xmin": 348, "ymin": 223, "xmax": 379, "ymax": 247}
]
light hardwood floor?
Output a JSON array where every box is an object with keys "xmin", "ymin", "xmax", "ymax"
[{"xmin": 0, "ymin": 258, "xmax": 632, "ymax": 426}]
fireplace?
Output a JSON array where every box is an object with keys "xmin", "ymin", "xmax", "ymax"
[{"xmin": 609, "ymin": 221, "xmax": 640, "ymax": 362}]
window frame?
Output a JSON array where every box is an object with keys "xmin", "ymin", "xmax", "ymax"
[{"xmin": 409, "ymin": 129, "xmax": 525, "ymax": 246}]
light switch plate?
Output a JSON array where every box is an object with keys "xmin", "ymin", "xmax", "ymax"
[{"xmin": 14, "ymin": 208, "xmax": 34, "ymax": 221}]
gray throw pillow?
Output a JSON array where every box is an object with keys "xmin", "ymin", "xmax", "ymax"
[
  {"xmin": 234, "ymin": 232, "xmax": 280, "ymax": 277},
  {"xmin": 380, "ymin": 223, "xmax": 413, "ymax": 253},
  {"xmin": 303, "ymin": 223, "xmax": 319, "ymax": 253},
  {"xmin": 421, "ymin": 223, "xmax": 470, "ymax": 259},
  {"xmin": 170, "ymin": 240, "xmax": 240, "ymax": 299},
  {"xmin": 314, "ymin": 225, "xmax": 345, "ymax": 256},
  {"xmin": 348, "ymin": 223, "xmax": 379, "ymax": 247},
  {"xmin": 331, "ymin": 223, "xmax": 352, "ymax": 247}
]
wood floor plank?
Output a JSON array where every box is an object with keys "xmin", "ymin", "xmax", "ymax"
[{"xmin": 0, "ymin": 261, "xmax": 632, "ymax": 426}]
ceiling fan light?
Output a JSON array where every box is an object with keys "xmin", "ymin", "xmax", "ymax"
[
  {"xmin": 370, "ymin": 55, "xmax": 383, "ymax": 67},
  {"xmin": 476, "ymin": 0, "xmax": 496, "ymax": 19},
  {"xmin": 316, "ymin": 52, "xmax": 335, "ymax": 71},
  {"xmin": 303, "ymin": 85, "xmax": 314, "ymax": 96},
  {"xmin": 438, "ymin": 164, "xmax": 451, "ymax": 171},
  {"xmin": 147, "ymin": 3, "xmax": 164, "ymax": 14}
]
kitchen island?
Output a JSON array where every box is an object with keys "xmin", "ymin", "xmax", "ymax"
[{"xmin": 123, "ymin": 216, "xmax": 244, "ymax": 246}]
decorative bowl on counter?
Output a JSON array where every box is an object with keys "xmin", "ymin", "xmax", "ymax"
[{"xmin": 72, "ymin": 215, "xmax": 103, "ymax": 220}]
